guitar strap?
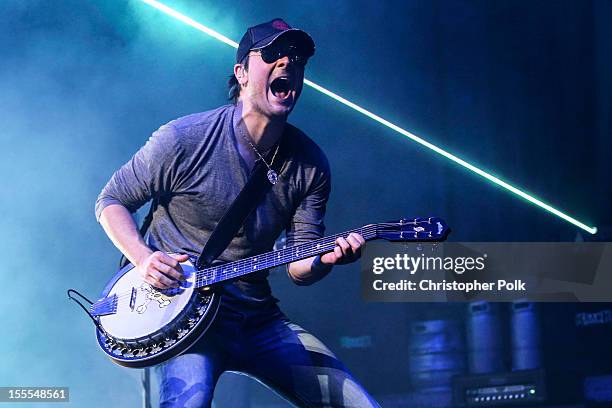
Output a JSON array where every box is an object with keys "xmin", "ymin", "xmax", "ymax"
[{"xmin": 196, "ymin": 135, "xmax": 289, "ymax": 269}]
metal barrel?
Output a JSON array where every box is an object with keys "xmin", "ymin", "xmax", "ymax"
[
  {"xmin": 511, "ymin": 300, "xmax": 541, "ymax": 370},
  {"xmin": 467, "ymin": 301, "xmax": 506, "ymax": 373},
  {"xmin": 409, "ymin": 319, "xmax": 466, "ymax": 390}
]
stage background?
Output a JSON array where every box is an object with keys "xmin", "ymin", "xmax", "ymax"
[{"xmin": 1, "ymin": 0, "xmax": 610, "ymax": 406}]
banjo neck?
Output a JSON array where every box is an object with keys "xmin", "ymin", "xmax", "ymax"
[
  {"xmin": 194, "ymin": 225, "xmax": 376, "ymax": 289},
  {"xmin": 193, "ymin": 217, "xmax": 448, "ymax": 289}
]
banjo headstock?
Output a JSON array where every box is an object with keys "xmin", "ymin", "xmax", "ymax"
[{"xmin": 375, "ymin": 217, "xmax": 450, "ymax": 242}]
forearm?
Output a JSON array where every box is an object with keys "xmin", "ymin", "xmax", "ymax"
[
  {"xmin": 99, "ymin": 204, "xmax": 153, "ymax": 266},
  {"xmin": 287, "ymin": 255, "xmax": 333, "ymax": 286}
]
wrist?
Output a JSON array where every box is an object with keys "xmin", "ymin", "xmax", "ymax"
[{"xmin": 133, "ymin": 246, "xmax": 154, "ymax": 267}]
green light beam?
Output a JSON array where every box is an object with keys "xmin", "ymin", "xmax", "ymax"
[
  {"xmin": 137, "ymin": 0, "xmax": 598, "ymax": 235},
  {"xmin": 140, "ymin": 0, "xmax": 238, "ymax": 48}
]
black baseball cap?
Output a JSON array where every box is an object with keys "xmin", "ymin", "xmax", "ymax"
[{"xmin": 236, "ymin": 18, "xmax": 315, "ymax": 64}]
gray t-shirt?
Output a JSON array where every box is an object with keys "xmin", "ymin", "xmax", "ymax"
[{"xmin": 95, "ymin": 104, "xmax": 331, "ymax": 308}]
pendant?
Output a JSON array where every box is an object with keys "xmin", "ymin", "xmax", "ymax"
[{"xmin": 267, "ymin": 169, "xmax": 278, "ymax": 185}]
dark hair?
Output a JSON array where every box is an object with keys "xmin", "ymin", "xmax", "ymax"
[{"xmin": 228, "ymin": 56, "xmax": 249, "ymax": 104}]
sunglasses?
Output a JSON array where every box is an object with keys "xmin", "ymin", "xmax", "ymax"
[{"xmin": 251, "ymin": 43, "xmax": 309, "ymax": 67}]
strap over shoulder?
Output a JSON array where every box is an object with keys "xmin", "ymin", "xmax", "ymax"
[{"xmin": 196, "ymin": 135, "xmax": 289, "ymax": 269}]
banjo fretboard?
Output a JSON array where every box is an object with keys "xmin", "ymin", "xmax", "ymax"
[{"xmin": 194, "ymin": 225, "xmax": 377, "ymax": 288}]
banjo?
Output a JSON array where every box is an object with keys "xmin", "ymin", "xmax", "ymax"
[{"xmin": 84, "ymin": 217, "xmax": 449, "ymax": 368}]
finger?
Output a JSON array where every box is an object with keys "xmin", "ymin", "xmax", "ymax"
[
  {"xmin": 159, "ymin": 254, "xmax": 187, "ymax": 278},
  {"xmin": 146, "ymin": 276, "xmax": 170, "ymax": 290},
  {"xmin": 148, "ymin": 269, "xmax": 178, "ymax": 288},
  {"xmin": 334, "ymin": 245, "xmax": 344, "ymax": 260},
  {"xmin": 320, "ymin": 252, "xmax": 335, "ymax": 264},
  {"xmin": 145, "ymin": 273, "xmax": 169, "ymax": 289},
  {"xmin": 169, "ymin": 253, "xmax": 190, "ymax": 262},
  {"xmin": 336, "ymin": 237, "xmax": 352, "ymax": 257},
  {"xmin": 345, "ymin": 235, "xmax": 363, "ymax": 260},
  {"xmin": 351, "ymin": 233, "xmax": 366, "ymax": 246},
  {"xmin": 155, "ymin": 252, "xmax": 179, "ymax": 268},
  {"xmin": 346, "ymin": 234, "xmax": 362, "ymax": 251},
  {"xmin": 152, "ymin": 260, "xmax": 184, "ymax": 281}
]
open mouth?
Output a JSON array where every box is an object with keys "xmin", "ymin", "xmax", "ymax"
[{"xmin": 270, "ymin": 77, "xmax": 292, "ymax": 100}]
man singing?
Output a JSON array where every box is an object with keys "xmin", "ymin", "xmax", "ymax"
[{"xmin": 96, "ymin": 18, "xmax": 379, "ymax": 408}]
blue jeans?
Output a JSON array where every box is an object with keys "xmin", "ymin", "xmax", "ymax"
[{"xmin": 155, "ymin": 304, "xmax": 380, "ymax": 407}]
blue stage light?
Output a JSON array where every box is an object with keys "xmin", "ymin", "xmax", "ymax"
[{"xmin": 137, "ymin": 0, "xmax": 597, "ymax": 235}]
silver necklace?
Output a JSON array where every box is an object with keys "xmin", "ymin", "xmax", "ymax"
[{"xmin": 238, "ymin": 125, "xmax": 281, "ymax": 185}]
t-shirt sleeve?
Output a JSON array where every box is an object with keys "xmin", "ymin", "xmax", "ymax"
[
  {"xmin": 285, "ymin": 159, "xmax": 331, "ymax": 247},
  {"xmin": 95, "ymin": 123, "xmax": 181, "ymax": 221}
]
